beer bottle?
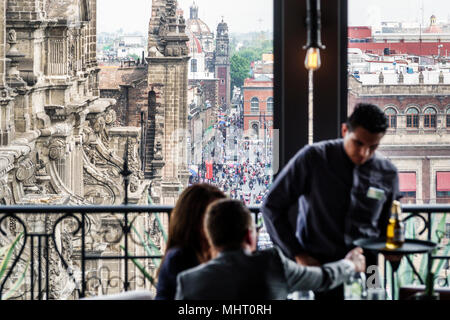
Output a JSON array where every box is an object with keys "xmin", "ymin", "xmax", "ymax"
[{"xmin": 386, "ymin": 200, "xmax": 405, "ymax": 249}]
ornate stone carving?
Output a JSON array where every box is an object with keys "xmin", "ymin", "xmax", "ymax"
[
  {"xmin": 93, "ymin": 117, "xmax": 105, "ymax": 134},
  {"xmin": 46, "ymin": 215, "xmax": 62, "ymax": 299},
  {"xmin": 154, "ymin": 140, "xmax": 163, "ymax": 160},
  {"xmin": 92, "ymin": 116, "xmax": 110, "ymax": 147},
  {"xmin": 35, "ymin": 153, "xmax": 47, "ymax": 176},
  {"xmin": 130, "ymin": 176, "xmax": 139, "ymax": 193},
  {"xmin": 158, "ymin": 16, "xmax": 168, "ymax": 38},
  {"xmin": 16, "ymin": 158, "xmax": 35, "ymax": 182},
  {"xmin": 104, "ymin": 109, "xmax": 117, "ymax": 126},
  {"xmin": 85, "ymin": 185, "xmax": 115, "ymax": 205},
  {"xmin": 181, "ymin": 45, "xmax": 189, "ymax": 56},
  {"xmin": 0, "ymin": 182, "xmax": 13, "ymax": 205},
  {"xmin": 8, "ymin": 29, "xmax": 17, "ymax": 43},
  {"xmin": 49, "ymin": 139, "xmax": 67, "ymax": 161},
  {"xmin": 0, "ymin": 0, "xmax": 151, "ymax": 301}
]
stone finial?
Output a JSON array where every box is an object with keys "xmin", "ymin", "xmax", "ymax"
[
  {"xmin": 178, "ymin": 15, "xmax": 186, "ymax": 33},
  {"xmin": 154, "ymin": 140, "xmax": 163, "ymax": 160},
  {"xmin": 8, "ymin": 29, "xmax": 17, "ymax": 43},
  {"xmin": 379, "ymin": 71, "xmax": 384, "ymax": 84},
  {"xmin": 167, "ymin": 0, "xmax": 177, "ymax": 17},
  {"xmin": 6, "ymin": 29, "xmax": 26, "ymax": 88},
  {"xmin": 439, "ymin": 70, "xmax": 444, "ymax": 84},
  {"xmin": 419, "ymin": 71, "xmax": 424, "ymax": 84},
  {"xmin": 398, "ymin": 71, "xmax": 404, "ymax": 84}
]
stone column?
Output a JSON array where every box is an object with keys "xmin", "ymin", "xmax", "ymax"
[
  {"xmin": 89, "ymin": 0, "xmax": 97, "ymax": 68},
  {"xmin": 178, "ymin": 57, "xmax": 190, "ymax": 187},
  {"xmin": 0, "ymin": 0, "xmax": 14, "ymax": 146},
  {"xmin": 146, "ymin": 0, "xmax": 191, "ymax": 204},
  {"xmin": 0, "ymin": 0, "xmax": 5, "ymax": 88}
]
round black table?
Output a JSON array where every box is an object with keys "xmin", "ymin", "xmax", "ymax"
[{"xmin": 353, "ymin": 238, "xmax": 437, "ymax": 300}]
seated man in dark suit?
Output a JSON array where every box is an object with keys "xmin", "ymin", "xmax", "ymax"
[{"xmin": 175, "ymin": 199, "xmax": 365, "ymax": 300}]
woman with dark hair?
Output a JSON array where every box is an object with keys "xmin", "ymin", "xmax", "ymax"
[{"xmin": 155, "ymin": 183, "xmax": 226, "ymax": 300}]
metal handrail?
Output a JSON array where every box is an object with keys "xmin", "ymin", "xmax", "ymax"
[
  {"xmin": 0, "ymin": 204, "xmax": 447, "ymax": 300},
  {"xmin": 0, "ymin": 205, "xmax": 263, "ymax": 214},
  {"xmin": 0, "ymin": 204, "xmax": 448, "ymax": 213}
]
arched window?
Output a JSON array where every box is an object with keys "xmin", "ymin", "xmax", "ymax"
[
  {"xmin": 384, "ymin": 107, "xmax": 397, "ymax": 128},
  {"xmin": 424, "ymin": 107, "xmax": 437, "ymax": 128},
  {"xmin": 251, "ymin": 123, "xmax": 259, "ymax": 138},
  {"xmin": 447, "ymin": 108, "xmax": 450, "ymax": 128},
  {"xmin": 251, "ymin": 97, "xmax": 259, "ymax": 112},
  {"xmin": 406, "ymin": 108, "xmax": 419, "ymax": 128},
  {"xmin": 267, "ymin": 97, "xmax": 274, "ymax": 114},
  {"xmin": 191, "ymin": 59, "xmax": 197, "ymax": 73}
]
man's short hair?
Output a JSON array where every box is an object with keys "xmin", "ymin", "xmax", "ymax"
[
  {"xmin": 347, "ymin": 103, "xmax": 388, "ymax": 133},
  {"xmin": 205, "ymin": 199, "xmax": 253, "ymax": 250}
]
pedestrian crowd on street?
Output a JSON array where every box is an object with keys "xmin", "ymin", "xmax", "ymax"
[{"xmin": 189, "ymin": 110, "xmax": 273, "ymax": 206}]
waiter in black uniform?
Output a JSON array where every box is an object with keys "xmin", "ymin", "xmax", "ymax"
[{"xmin": 261, "ymin": 103, "xmax": 401, "ymax": 299}]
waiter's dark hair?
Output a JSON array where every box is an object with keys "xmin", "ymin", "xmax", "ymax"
[
  {"xmin": 347, "ymin": 103, "xmax": 388, "ymax": 133},
  {"xmin": 205, "ymin": 199, "xmax": 253, "ymax": 250}
]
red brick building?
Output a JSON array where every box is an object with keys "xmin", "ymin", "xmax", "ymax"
[
  {"xmin": 348, "ymin": 26, "xmax": 372, "ymax": 40},
  {"xmin": 242, "ymin": 76, "xmax": 274, "ymax": 139}
]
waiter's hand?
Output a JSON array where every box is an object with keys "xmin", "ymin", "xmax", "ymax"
[
  {"xmin": 345, "ymin": 247, "xmax": 366, "ymax": 273},
  {"xmin": 295, "ymin": 253, "xmax": 321, "ymax": 266}
]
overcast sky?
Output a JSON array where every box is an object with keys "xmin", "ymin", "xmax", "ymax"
[
  {"xmin": 97, "ymin": 0, "xmax": 273, "ymax": 34},
  {"xmin": 98, "ymin": 1, "xmax": 450, "ymax": 35},
  {"xmin": 349, "ymin": 0, "xmax": 450, "ymax": 26}
]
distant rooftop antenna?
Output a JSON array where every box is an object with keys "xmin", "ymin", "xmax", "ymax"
[
  {"xmin": 257, "ymin": 18, "xmax": 263, "ymax": 31},
  {"xmin": 420, "ymin": 0, "xmax": 424, "ymax": 25}
]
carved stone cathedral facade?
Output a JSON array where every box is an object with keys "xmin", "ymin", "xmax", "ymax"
[
  {"xmin": 0, "ymin": 0, "xmax": 149, "ymax": 206},
  {"xmin": 99, "ymin": 0, "xmax": 191, "ymax": 205},
  {"xmin": 0, "ymin": 0, "xmax": 152, "ymax": 299},
  {"xmin": 146, "ymin": 0, "xmax": 190, "ymax": 205}
]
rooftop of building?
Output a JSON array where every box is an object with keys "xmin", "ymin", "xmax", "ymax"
[
  {"xmin": 353, "ymin": 70, "xmax": 450, "ymax": 85},
  {"xmin": 243, "ymin": 75, "xmax": 274, "ymax": 87},
  {"xmin": 187, "ymin": 18, "xmax": 212, "ymax": 36},
  {"xmin": 98, "ymin": 66, "xmax": 147, "ymax": 90}
]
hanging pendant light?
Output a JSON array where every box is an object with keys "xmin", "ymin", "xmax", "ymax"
[
  {"xmin": 303, "ymin": 0, "xmax": 325, "ymax": 144},
  {"xmin": 303, "ymin": 0, "xmax": 325, "ymax": 71}
]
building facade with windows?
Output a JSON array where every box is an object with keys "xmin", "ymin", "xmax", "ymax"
[
  {"xmin": 185, "ymin": 2, "xmax": 230, "ymax": 107},
  {"xmin": 242, "ymin": 76, "xmax": 274, "ymax": 140},
  {"xmin": 100, "ymin": 0, "xmax": 192, "ymax": 203},
  {"xmin": 214, "ymin": 19, "xmax": 231, "ymax": 107},
  {"xmin": 0, "ymin": 0, "xmax": 153, "ymax": 299},
  {"xmin": 348, "ymin": 75, "xmax": 450, "ymax": 204}
]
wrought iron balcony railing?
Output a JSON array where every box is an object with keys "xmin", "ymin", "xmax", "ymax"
[
  {"xmin": 0, "ymin": 205, "xmax": 263, "ymax": 300},
  {"xmin": 0, "ymin": 204, "xmax": 448, "ymax": 300}
]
